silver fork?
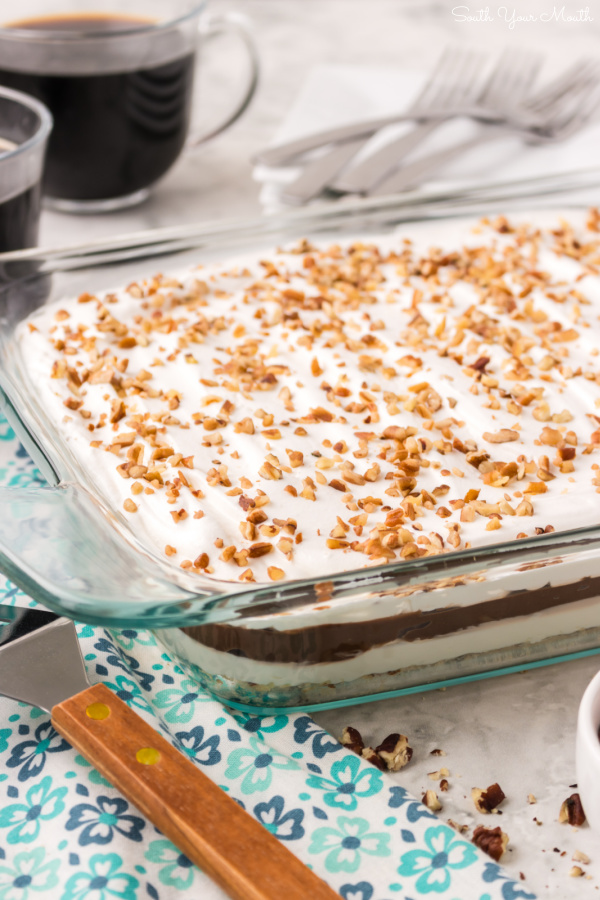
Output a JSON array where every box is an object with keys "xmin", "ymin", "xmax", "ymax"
[
  {"xmin": 334, "ymin": 48, "xmax": 542, "ymax": 195},
  {"xmin": 370, "ymin": 60, "xmax": 600, "ymax": 196},
  {"xmin": 279, "ymin": 47, "xmax": 486, "ymax": 206}
]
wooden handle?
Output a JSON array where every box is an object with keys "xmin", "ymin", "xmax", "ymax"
[{"xmin": 52, "ymin": 683, "xmax": 338, "ymax": 900}]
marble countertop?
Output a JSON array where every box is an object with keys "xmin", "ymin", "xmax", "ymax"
[
  {"xmin": 35, "ymin": 2, "xmax": 600, "ymax": 895},
  {"xmin": 317, "ymin": 656, "xmax": 600, "ymax": 897}
]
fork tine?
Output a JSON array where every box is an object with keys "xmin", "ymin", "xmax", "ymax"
[
  {"xmin": 551, "ymin": 80, "xmax": 600, "ymax": 136},
  {"xmin": 414, "ymin": 48, "xmax": 486, "ymax": 111},
  {"xmin": 477, "ymin": 52, "xmax": 519, "ymax": 103},
  {"xmin": 449, "ymin": 52, "xmax": 489, "ymax": 105},
  {"xmin": 410, "ymin": 47, "xmax": 460, "ymax": 109},
  {"xmin": 480, "ymin": 50, "xmax": 543, "ymax": 108},
  {"xmin": 329, "ymin": 48, "xmax": 491, "ymax": 197},
  {"xmin": 540, "ymin": 69, "xmax": 600, "ymax": 124},
  {"xmin": 526, "ymin": 60, "xmax": 600, "ymax": 114}
]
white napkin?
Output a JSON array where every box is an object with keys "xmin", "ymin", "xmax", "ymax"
[{"xmin": 253, "ymin": 63, "xmax": 600, "ymax": 211}]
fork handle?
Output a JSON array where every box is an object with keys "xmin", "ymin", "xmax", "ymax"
[
  {"xmin": 369, "ymin": 125, "xmax": 512, "ymax": 195},
  {"xmin": 253, "ymin": 113, "xmax": 421, "ymax": 166},
  {"xmin": 279, "ymin": 137, "xmax": 368, "ymax": 205},
  {"xmin": 52, "ymin": 683, "xmax": 338, "ymax": 900},
  {"xmin": 333, "ymin": 119, "xmax": 443, "ymax": 194}
]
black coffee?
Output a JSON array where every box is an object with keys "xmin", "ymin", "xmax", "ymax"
[
  {"xmin": 0, "ymin": 14, "xmax": 195, "ymax": 202},
  {"xmin": 0, "ymin": 184, "xmax": 41, "ymax": 252}
]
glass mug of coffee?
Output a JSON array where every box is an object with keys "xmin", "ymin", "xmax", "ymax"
[
  {"xmin": 0, "ymin": 86, "xmax": 52, "ymax": 251},
  {"xmin": 0, "ymin": 0, "xmax": 258, "ymax": 212}
]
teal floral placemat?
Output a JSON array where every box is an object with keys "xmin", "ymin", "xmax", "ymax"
[{"xmin": 0, "ymin": 413, "xmax": 536, "ymax": 900}]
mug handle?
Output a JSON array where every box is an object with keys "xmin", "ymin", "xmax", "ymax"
[{"xmin": 186, "ymin": 12, "xmax": 259, "ymax": 148}]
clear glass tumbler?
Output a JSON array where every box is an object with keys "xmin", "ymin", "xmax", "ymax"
[{"xmin": 0, "ymin": 85, "xmax": 52, "ymax": 250}]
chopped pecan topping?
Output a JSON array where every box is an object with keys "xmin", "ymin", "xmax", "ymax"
[
  {"xmin": 482, "ymin": 429, "xmax": 520, "ymax": 443},
  {"xmin": 248, "ymin": 542, "xmax": 273, "ymax": 558},
  {"xmin": 32, "ymin": 213, "xmax": 600, "ymax": 583}
]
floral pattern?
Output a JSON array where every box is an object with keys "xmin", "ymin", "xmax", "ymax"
[
  {"xmin": 0, "ymin": 847, "xmax": 59, "ymax": 899},
  {"xmin": 253, "ymin": 795, "xmax": 305, "ymax": 840},
  {"xmin": 0, "ymin": 776, "xmax": 67, "ymax": 844},
  {"xmin": 153, "ymin": 679, "xmax": 208, "ymax": 724},
  {"xmin": 61, "ymin": 853, "xmax": 138, "ymax": 900},
  {"xmin": 398, "ymin": 825, "xmax": 478, "ymax": 893},
  {"xmin": 5, "ymin": 722, "xmax": 70, "ymax": 783},
  {"xmin": 232, "ymin": 711, "xmax": 288, "ymax": 742},
  {"xmin": 309, "ymin": 816, "xmax": 391, "ymax": 873},
  {"xmin": 225, "ymin": 735, "xmax": 300, "ymax": 794},
  {"xmin": 306, "ymin": 755, "xmax": 384, "ymax": 810},
  {"xmin": 174, "ymin": 724, "xmax": 221, "ymax": 766},
  {"xmin": 0, "ymin": 411, "xmax": 536, "ymax": 899},
  {"xmin": 144, "ymin": 841, "xmax": 196, "ymax": 891},
  {"xmin": 65, "ymin": 796, "xmax": 145, "ymax": 846},
  {"xmin": 293, "ymin": 716, "xmax": 341, "ymax": 758}
]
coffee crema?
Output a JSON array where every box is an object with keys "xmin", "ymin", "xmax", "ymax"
[
  {"xmin": 0, "ymin": 13, "xmax": 195, "ymax": 202},
  {"xmin": 5, "ymin": 12, "xmax": 157, "ymax": 31}
]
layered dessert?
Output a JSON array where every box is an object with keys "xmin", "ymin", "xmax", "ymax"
[{"xmin": 17, "ymin": 209, "xmax": 600, "ymax": 704}]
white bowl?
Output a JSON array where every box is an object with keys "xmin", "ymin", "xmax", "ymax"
[{"xmin": 576, "ymin": 669, "xmax": 600, "ymax": 833}]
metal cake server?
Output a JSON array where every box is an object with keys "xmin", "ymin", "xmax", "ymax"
[{"xmin": 0, "ymin": 604, "xmax": 337, "ymax": 900}]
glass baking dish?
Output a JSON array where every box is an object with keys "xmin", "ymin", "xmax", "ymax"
[{"xmin": 3, "ymin": 184, "xmax": 600, "ymax": 713}]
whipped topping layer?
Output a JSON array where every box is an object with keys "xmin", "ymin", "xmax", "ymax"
[{"xmin": 18, "ymin": 209, "xmax": 600, "ymax": 583}]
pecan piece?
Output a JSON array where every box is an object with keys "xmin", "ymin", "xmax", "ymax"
[
  {"xmin": 482, "ymin": 429, "xmax": 519, "ymax": 443},
  {"xmin": 234, "ymin": 417, "xmax": 254, "ymax": 434},
  {"xmin": 422, "ymin": 789, "xmax": 442, "ymax": 812},
  {"xmin": 428, "ymin": 767, "xmax": 449, "ymax": 781},
  {"xmin": 247, "ymin": 509, "xmax": 268, "ymax": 525},
  {"xmin": 471, "ymin": 783, "xmax": 506, "ymax": 814},
  {"xmin": 361, "ymin": 747, "xmax": 387, "ymax": 771},
  {"xmin": 248, "ymin": 542, "xmax": 273, "ymax": 558},
  {"xmin": 466, "ymin": 449, "xmax": 490, "ymax": 469},
  {"xmin": 471, "ymin": 356, "xmax": 490, "ymax": 372},
  {"xmin": 286, "ymin": 449, "xmax": 304, "ymax": 467},
  {"xmin": 472, "ymin": 825, "xmax": 509, "ymax": 861},
  {"xmin": 375, "ymin": 733, "xmax": 413, "ymax": 772},
  {"xmin": 559, "ymin": 793, "xmax": 586, "ymax": 826},
  {"xmin": 341, "ymin": 726, "xmax": 364, "ymax": 756}
]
